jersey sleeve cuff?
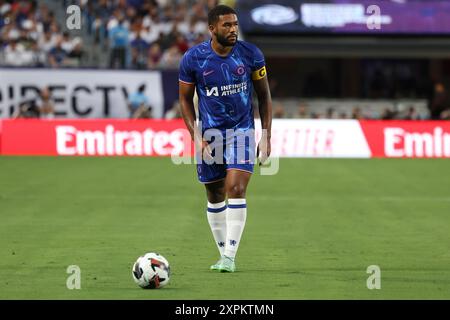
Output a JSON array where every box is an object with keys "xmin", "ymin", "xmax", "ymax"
[{"xmin": 179, "ymin": 79, "xmax": 195, "ymax": 85}]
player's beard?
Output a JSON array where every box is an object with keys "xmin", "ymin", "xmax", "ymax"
[{"xmin": 215, "ymin": 32, "xmax": 237, "ymax": 47}]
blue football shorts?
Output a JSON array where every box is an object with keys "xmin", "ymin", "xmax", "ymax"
[{"xmin": 196, "ymin": 129, "xmax": 256, "ymax": 184}]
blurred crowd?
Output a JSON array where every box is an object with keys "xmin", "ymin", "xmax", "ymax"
[
  {"xmin": 81, "ymin": 0, "xmax": 217, "ymax": 69},
  {"xmin": 269, "ymin": 78, "xmax": 450, "ymax": 120},
  {"xmin": 278, "ymin": 80, "xmax": 450, "ymax": 120},
  {"xmin": 270, "ymin": 103, "xmax": 430, "ymax": 120},
  {"xmin": 0, "ymin": 0, "xmax": 217, "ymax": 69},
  {"xmin": 0, "ymin": 0, "xmax": 84, "ymax": 67}
]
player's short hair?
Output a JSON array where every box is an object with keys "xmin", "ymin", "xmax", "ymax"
[{"xmin": 208, "ymin": 5, "xmax": 237, "ymax": 26}]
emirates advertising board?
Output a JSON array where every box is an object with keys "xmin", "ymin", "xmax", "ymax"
[{"xmin": 0, "ymin": 119, "xmax": 448, "ymax": 158}]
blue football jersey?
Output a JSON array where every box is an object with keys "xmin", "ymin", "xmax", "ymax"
[{"xmin": 179, "ymin": 40, "xmax": 266, "ymax": 133}]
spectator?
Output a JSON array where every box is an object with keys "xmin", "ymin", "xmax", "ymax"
[
  {"xmin": 61, "ymin": 31, "xmax": 74, "ymax": 54},
  {"xmin": 297, "ymin": 103, "xmax": 309, "ymax": 118},
  {"xmin": 109, "ymin": 15, "xmax": 129, "ymax": 69},
  {"xmin": 351, "ymin": 107, "xmax": 363, "ymax": 119},
  {"xmin": 380, "ymin": 107, "xmax": 396, "ymax": 120},
  {"xmin": 37, "ymin": 87, "xmax": 55, "ymax": 119},
  {"xmin": 273, "ymin": 103, "xmax": 285, "ymax": 118},
  {"xmin": 193, "ymin": 32, "xmax": 206, "ymax": 45},
  {"xmin": 127, "ymin": 84, "xmax": 152, "ymax": 119},
  {"xmin": 164, "ymin": 101, "xmax": 181, "ymax": 119},
  {"xmin": 127, "ymin": 0, "xmax": 145, "ymax": 10},
  {"xmin": 174, "ymin": 33, "xmax": 188, "ymax": 54},
  {"xmin": 12, "ymin": 92, "xmax": 41, "ymax": 119},
  {"xmin": 29, "ymin": 41, "xmax": 46, "ymax": 66},
  {"xmin": 4, "ymin": 39, "xmax": 28, "ymax": 66},
  {"xmin": 310, "ymin": 112, "xmax": 321, "ymax": 119},
  {"xmin": 440, "ymin": 109, "xmax": 450, "ymax": 120},
  {"xmin": 147, "ymin": 42, "xmax": 162, "ymax": 68},
  {"xmin": 91, "ymin": 0, "xmax": 113, "ymax": 44},
  {"xmin": 67, "ymin": 37, "xmax": 84, "ymax": 65},
  {"xmin": 12, "ymin": 87, "xmax": 55, "ymax": 118},
  {"xmin": 41, "ymin": 8, "xmax": 55, "ymax": 32},
  {"xmin": 326, "ymin": 107, "xmax": 336, "ymax": 119},
  {"xmin": 140, "ymin": 25, "xmax": 159, "ymax": 45},
  {"xmin": 429, "ymin": 82, "xmax": 449, "ymax": 120},
  {"xmin": 17, "ymin": 24, "xmax": 34, "ymax": 47},
  {"xmin": 27, "ymin": 16, "xmax": 43, "ymax": 40},
  {"xmin": 403, "ymin": 106, "xmax": 420, "ymax": 120},
  {"xmin": 159, "ymin": 43, "xmax": 181, "ymax": 69},
  {"xmin": 338, "ymin": 112, "xmax": 348, "ymax": 119},
  {"xmin": 130, "ymin": 32, "xmax": 149, "ymax": 69},
  {"xmin": 184, "ymin": 19, "xmax": 200, "ymax": 46},
  {"xmin": 38, "ymin": 30, "xmax": 57, "ymax": 53},
  {"xmin": 48, "ymin": 38, "xmax": 67, "ymax": 68}
]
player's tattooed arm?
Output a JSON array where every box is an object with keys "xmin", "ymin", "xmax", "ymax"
[
  {"xmin": 179, "ymin": 81, "xmax": 212, "ymax": 159},
  {"xmin": 253, "ymin": 71, "xmax": 272, "ymax": 165}
]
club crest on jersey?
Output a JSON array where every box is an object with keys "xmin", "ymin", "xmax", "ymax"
[{"xmin": 235, "ymin": 66, "xmax": 245, "ymax": 75}]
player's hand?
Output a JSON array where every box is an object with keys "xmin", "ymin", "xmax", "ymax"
[
  {"xmin": 257, "ymin": 135, "xmax": 271, "ymax": 165},
  {"xmin": 201, "ymin": 140, "xmax": 214, "ymax": 162},
  {"xmin": 195, "ymin": 137, "xmax": 213, "ymax": 162}
]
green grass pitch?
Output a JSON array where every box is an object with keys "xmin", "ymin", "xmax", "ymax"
[{"xmin": 0, "ymin": 157, "xmax": 449, "ymax": 299}]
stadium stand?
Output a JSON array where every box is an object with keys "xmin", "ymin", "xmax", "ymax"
[
  {"xmin": 0, "ymin": 0, "xmax": 85, "ymax": 67},
  {"xmin": 0, "ymin": 0, "xmax": 216, "ymax": 68}
]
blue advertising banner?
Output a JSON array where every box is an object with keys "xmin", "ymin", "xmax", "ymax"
[{"xmin": 236, "ymin": 0, "xmax": 450, "ymax": 35}]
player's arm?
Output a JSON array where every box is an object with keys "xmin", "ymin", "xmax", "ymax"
[
  {"xmin": 252, "ymin": 66, "xmax": 272, "ymax": 164},
  {"xmin": 179, "ymin": 81, "xmax": 197, "ymax": 141},
  {"xmin": 179, "ymin": 81, "xmax": 211, "ymax": 157}
]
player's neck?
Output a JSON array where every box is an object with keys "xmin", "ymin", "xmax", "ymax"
[{"xmin": 211, "ymin": 39, "xmax": 234, "ymax": 57}]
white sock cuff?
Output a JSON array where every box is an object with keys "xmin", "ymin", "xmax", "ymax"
[
  {"xmin": 207, "ymin": 201, "xmax": 227, "ymax": 213},
  {"xmin": 228, "ymin": 198, "xmax": 247, "ymax": 209},
  {"xmin": 208, "ymin": 201, "xmax": 227, "ymax": 209}
]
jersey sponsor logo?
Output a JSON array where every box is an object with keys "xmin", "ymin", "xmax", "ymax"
[
  {"xmin": 205, "ymin": 82, "xmax": 248, "ymax": 97},
  {"xmin": 220, "ymin": 82, "xmax": 248, "ymax": 96},
  {"xmin": 206, "ymin": 86, "xmax": 219, "ymax": 97},
  {"xmin": 252, "ymin": 66, "xmax": 267, "ymax": 80}
]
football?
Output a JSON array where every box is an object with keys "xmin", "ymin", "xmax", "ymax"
[{"xmin": 132, "ymin": 252, "xmax": 171, "ymax": 289}]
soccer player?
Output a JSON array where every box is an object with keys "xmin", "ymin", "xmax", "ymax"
[{"xmin": 179, "ymin": 5, "xmax": 272, "ymax": 272}]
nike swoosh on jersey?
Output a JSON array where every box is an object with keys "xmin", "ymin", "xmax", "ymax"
[{"xmin": 203, "ymin": 70, "xmax": 215, "ymax": 76}]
